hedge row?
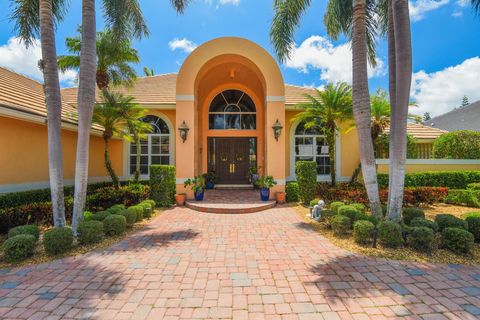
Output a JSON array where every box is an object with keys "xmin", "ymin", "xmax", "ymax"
[
  {"xmin": 150, "ymin": 165, "xmax": 176, "ymax": 207},
  {"xmin": 0, "ymin": 185, "xmax": 149, "ymax": 233},
  {"xmin": 377, "ymin": 171, "xmax": 480, "ymax": 189}
]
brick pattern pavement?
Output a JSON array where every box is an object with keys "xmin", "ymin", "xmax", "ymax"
[{"xmin": 1, "ymin": 206, "xmax": 480, "ymax": 319}]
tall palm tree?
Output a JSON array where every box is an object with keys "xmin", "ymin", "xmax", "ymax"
[
  {"xmin": 58, "ymin": 28, "xmax": 140, "ymax": 90},
  {"xmin": 292, "ymin": 82, "xmax": 353, "ymax": 186},
  {"xmin": 10, "ymin": 0, "xmax": 67, "ymax": 228},
  {"xmin": 72, "ymin": 0, "xmax": 190, "ymax": 234}
]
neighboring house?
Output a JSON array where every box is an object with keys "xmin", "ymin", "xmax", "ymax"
[
  {"xmin": 0, "ymin": 37, "xmax": 474, "ymax": 196},
  {"xmin": 424, "ymin": 100, "xmax": 480, "ymax": 132}
]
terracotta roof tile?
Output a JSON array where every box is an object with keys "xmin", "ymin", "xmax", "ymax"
[{"xmin": 385, "ymin": 123, "xmax": 447, "ymax": 140}]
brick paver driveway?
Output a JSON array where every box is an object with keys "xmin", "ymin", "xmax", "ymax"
[{"xmin": 1, "ymin": 207, "xmax": 480, "ymax": 319}]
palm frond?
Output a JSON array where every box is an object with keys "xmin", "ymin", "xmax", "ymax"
[
  {"xmin": 102, "ymin": 0, "xmax": 149, "ymax": 40},
  {"xmin": 472, "ymin": 0, "xmax": 480, "ymax": 14},
  {"xmin": 170, "ymin": 0, "xmax": 192, "ymax": 13},
  {"xmin": 270, "ymin": 0, "xmax": 312, "ymax": 63},
  {"xmin": 57, "ymin": 55, "xmax": 80, "ymax": 72}
]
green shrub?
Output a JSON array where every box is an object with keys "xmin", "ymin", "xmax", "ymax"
[
  {"xmin": 467, "ymin": 182, "xmax": 480, "ymax": 190},
  {"xmin": 83, "ymin": 211, "xmax": 93, "ymax": 221},
  {"xmin": 295, "ymin": 161, "xmax": 317, "ymax": 204},
  {"xmin": 138, "ymin": 202, "xmax": 152, "ymax": 218},
  {"xmin": 103, "ymin": 215, "xmax": 126, "ymax": 236},
  {"xmin": 8, "ymin": 225, "xmax": 40, "ymax": 241},
  {"xmin": 338, "ymin": 205, "xmax": 360, "ymax": 225},
  {"xmin": 355, "ymin": 212, "xmax": 379, "ymax": 225},
  {"xmin": 376, "ymin": 133, "xmax": 418, "ymax": 159},
  {"xmin": 350, "ymin": 203, "xmax": 366, "ymax": 213},
  {"xmin": 465, "ymin": 216, "xmax": 480, "ymax": 242},
  {"xmin": 2, "ymin": 234, "xmax": 36, "ymax": 262},
  {"xmin": 353, "ymin": 220, "xmax": 374, "ymax": 245},
  {"xmin": 286, "ymin": 182, "xmax": 299, "ymax": 203},
  {"xmin": 128, "ymin": 205, "xmax": 144, "ymax": 221},
  {"xmin": 442, "ymin": 227, "xmax": 475, "ymax": 254},
  {"xmin": 433, "ymin": 130, "xmax": 480, "ymax": 159},
  {"xmin": 407, "ymin": 227, "xmax": 435, "ymax": 252},
  {"xmin": 377, "ymin": 221, "xmax": 403, "ymax": 248},
  {"xmin": 43, "ymin": 227, "xmax": 73, "ymax": 255},
  {"xmin": 410, "ymin": 218, "xmax": 439, "ymax": 232},
  {"xmin": 331, "ymin": 215, "xmax": 351, "ymax": 236},
  {"xmin": 77, "ymin": 221, "xmax": 104, "ymax": 245},
  {"xmin": 445, "ymin": 189, "xmax": 480, "ymax": 207},
  {"xmin": 150, "ymin": 165, "xmax": 176, "ymax": 207},
  {"xmin": 309, "ymin": 199, "xmax": 321, "ymax": 207},
  {"xmin": 144, "ymin": 199, "xmax": 156, "ymax": 209},
  {"xmin": 403, "ymin": 207, "xmax": 425, "ymax": 225},
  {"xmin": 124, "ymin": 208, "xmax": 138, "ymax": 227},
  {"xmin": 435, "ymin": 214, "xmax": 468, "ymax": 231},
  {"xmin": 108, "ymin": 204, "xmax": 125, "ymax": 215},
  {"xmin": 320, "ymin": 209, "xmax": 336, "ymax": 222},
  {"xmin": 463, "ymin": 211, "xmax": 480, "ymax": 219},
  {"xmin": 330, "ymin": 201, "xmax": 345, "ymax": 213},
  {"xmin": 377, "ymin": 171, "xmax": 480, "ymax": 189},
  {"xmin": 91, "ymin": 211, "xmax": 111, "ymax": 221}
]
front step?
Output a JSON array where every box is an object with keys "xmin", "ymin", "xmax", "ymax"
[
  {"xmin": 185, "ymin": 200, "xmax": 276, "ymax": 214},
  {"xmin": 215, "ymin": 184, "xmax": 253, "ymax": 190}
]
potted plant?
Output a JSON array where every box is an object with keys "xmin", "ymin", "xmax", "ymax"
[
  {"xmin": 203, "ymin": 171, "xmax": 217, "ymax": 190},
  {"xmin": 247, "ymin": 165, "xmax": 261, "ymax": 188},
  {"xmin": 255, "ymin": 175, "xmax": 277, "ymax": 201},
  {"xmin": 184, "ymin": 176, "xmax": 206, "ymax": 201},
  {"xmin": 175, "ymin": 193, "xmax": 186, "ymax": 206}
]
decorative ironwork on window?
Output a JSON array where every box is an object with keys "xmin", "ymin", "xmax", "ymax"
[
  {"xmin": 294, "ymin": 121, "xmax": 330, "ymax": 175},
  {"xmin": 208, "ymin": 89, "xmax": 256, "ymax": 130}
]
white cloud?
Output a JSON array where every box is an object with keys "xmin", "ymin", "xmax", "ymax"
[
  {"xmin": 219, "ymin": 0, "xmax": 240, "ymax": 5},
  {"xmin": 409, "ymin": 0, "xmax": 449, "ymax": 21},
  {"xmin": 284, "ymin": 35, "xmax": 386, "ymax": 84},
  {"xmin": 0, "ymin": 37, "xmax": 77, "ymax": 87},
  {"xmin": 168, "ymin": 38, "xmax": 198, "ymax": 54},
  {"xmin": 410, "ymin": 57, "xmax": 480, "ymax": 116}
]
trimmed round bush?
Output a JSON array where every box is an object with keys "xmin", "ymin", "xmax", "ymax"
[
  {"xmin": 353, "ymin": 220, "xmax": 374, "ymax": 245},
  {"xmin": 355, "ymin": 212, "xmax": 378, "ymax": 225},
  {"xmin": 465, "ymin": 216, "xmax": 480, "ymax": 242},
  {"xmin": 309, "ymin": 199, "xmax": 321, "ymax": 207},
  {"xmin": 442, "ymin": 227, "xmax": 474, "ymax": 254},
  {"xmin": 320, "ymin": 209, "xmax": 336, "ymax": 222},
  {"xmin": 8, "ymin": 225, "xmax": 40, "ymax": 241},
  {"xmin": 351, "ymin": 203, "xmax": 366, "ymax": 213},
  {"xmin": 144, "ymin": 199, "xmax": 156, "ymax": 209},
  {"xmin": 410, "ymin": 217, "xmax": 439, "ymax": 232},
  {"xmin": 123, "ymin": 208, "xmax": 138, "ymax": 227},
  {"xmin": 138, "ymin": 202, "xmax": 153, "ymax": 218},
  {"xmin": 2, "ymin": 234, "xmax": 36, "ymax": 262},
  {"xmin": 91, "ymin": 211, "xmax": 111, "ymax": 221},
  {"xmin": 103, "ymin": 214, "xmax": 127, "ymax": 236},
  {"xmin": 77, "ymin": 221, "xmax": 104, "ymax": 245},
  {"xmin": 330, "ymin": 201, "xmax": 344, "ymax": 213},
  {"xmin": 331, "ymin": 215, "xmax": 351, "ymax": 236},
  {"xmin": 43, "ymin": 227, "xmax": 73, "ymax": 255},
  {"xmin": 338, "ymin": 205, "xmax": 360, "ymax": 225},
  {"xmin": 407, "ymin": 227, "xmax": 435, "ymax": 252},
  {"xmin": 108, "ymin": 204, "xmax": 125, "ymax": 215},
  {"xmin": 377, "ymin": 221, "xmax": 403, "ymax": 248},
  {"xmin": 130, "ymin": 205, "xmax": 144, "ymax": 221},
  {"xmin": 435, "ymin": 214, "xmax": 468, "ymax": 231},
  {"xmin": 403, "ymin": 207, "xmax": 425, "ymax": 225},
  {"xmin": 83, "ymin": 211, "xmax": 94, "ymax": 222}
]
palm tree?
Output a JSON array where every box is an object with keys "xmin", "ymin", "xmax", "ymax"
[
  {"xmin": 58, "ymin": 28, "xmax": 140, "ymax": 90},
  {"xmin": 472, "ymin": 0, "xmax": 480, "ymax": 13},
  {"xmin": 292, "ymin": 82, "xmax": 353, "ymax": 186},
  {"xmin": 10, "ymin": 0, "xmax": 67, "ymax": 228},
  {"xmin": 143, "ymin": 67, "xmax": 155, "ymax": 76},
  {"xmin": 72, "ymin": 0, "xmax": 190, "ymax": 234}
]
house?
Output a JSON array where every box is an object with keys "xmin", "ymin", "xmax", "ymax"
[
  {"xmin": 424, "ymin": 100, "xmax": 480, "ymax": 132},
  {"xmin": 1, "ymin": 37, "xmax": 476, "ymax": 196}
]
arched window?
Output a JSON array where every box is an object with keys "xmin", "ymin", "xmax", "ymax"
[
  {"xmin": 208, "ymin": 89, "xmax": 256, "ymax": 130},
  {"xmin": 294, "ymin": 121, "xmax": 330, "ymax": 175},
  {"xmin": 129, "ymin": 115, "xmax": 171, "ymax": 175}
]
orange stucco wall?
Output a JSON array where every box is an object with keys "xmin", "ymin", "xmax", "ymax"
[{"xmin": 0, "ymin": 116, "xmax": 123, "ymax": 186}]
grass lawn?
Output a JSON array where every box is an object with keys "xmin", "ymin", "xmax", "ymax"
[
  {"xmin": 293, "ymin": 204, "xmax": 480, "ymax": 265},
  {"xmin": 0, "ymin": 209, "xmax": 163, "ymax": 269}
]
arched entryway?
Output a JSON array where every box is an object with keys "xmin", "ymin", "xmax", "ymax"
[{"xmin": 175, "ymin": 37, "xmax": 286, "ymax": 198}]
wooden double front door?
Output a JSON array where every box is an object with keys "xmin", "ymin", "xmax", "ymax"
[{"xmin": 208, "ymin": 137, "xmax": 256, "ymax": 184}]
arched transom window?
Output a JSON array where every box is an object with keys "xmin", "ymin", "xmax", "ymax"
[
  {"xmin": 294, "ymin": 121, "xmax": 330, "ymax": 175},
  {"xmin": 129, "ymin": 115, "xmax": 171, "ymax": 175},
  {"xmin": 209, "ymin": 89, "xmax": 256, "ymax": 130}
]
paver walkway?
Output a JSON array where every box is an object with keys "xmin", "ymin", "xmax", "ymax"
[{"xmin": 1, "ymin": 207, "xmax": 480, "ymax": 319}]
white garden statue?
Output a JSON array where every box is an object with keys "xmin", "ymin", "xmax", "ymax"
[{"xmin": 310, "ymin": 200, "xmax": 326, "ymax": 221}]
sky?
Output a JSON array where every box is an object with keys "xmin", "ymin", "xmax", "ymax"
[{"xmin": 0, "ymin": 0, "xmax": 479, "ymax": 117}]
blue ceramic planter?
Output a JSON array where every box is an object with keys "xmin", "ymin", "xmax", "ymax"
[
  {"xmin": 195, "ymin": 189, "xmax": 205, "ymax": 201},
  {"xmin": 260, "ymin": 188, "xmax": 270, "ymax": 201},
  {"xmin": 205, "ymin": 181, "xmax": 215, "ymax": 190}
]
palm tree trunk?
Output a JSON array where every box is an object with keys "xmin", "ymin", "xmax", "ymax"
[
  {"xmin": 72, "ymin": 0, "xmax": 97, "ymax": 235},
  {"xmin": 326, "ymin": 128, "xmax": 336, "ymax": 186},
  {"xmin": 351, "ymin": 0, "xmax": 382, "ymax": 217},
  {"xmin": 387, "ymin": 0, "xmax": 412, "ymax": 221},
  {"xmin": 39, "ymin": 0, "xmax": 66, "ymax": 227},
  {"xmin": 103, "ymin": 136, "xmax": 119, "ymax": 187}
]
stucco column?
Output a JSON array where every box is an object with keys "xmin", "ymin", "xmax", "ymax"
[
  {"xmin": 175, "ymin": 97, "xmax": 196, "ymax": 199},
  {"xmin": 265, "ymin": 98, "xmax": 286, "ymax": 198}
]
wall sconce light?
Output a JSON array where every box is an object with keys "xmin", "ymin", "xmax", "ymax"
[
  {"xmin": 178, "ymin": 121, "xmax": 189, "ymax": 143},
  {"xmin": 272, "ymin": 119, "xmax": 283, "ymax": 141}
]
